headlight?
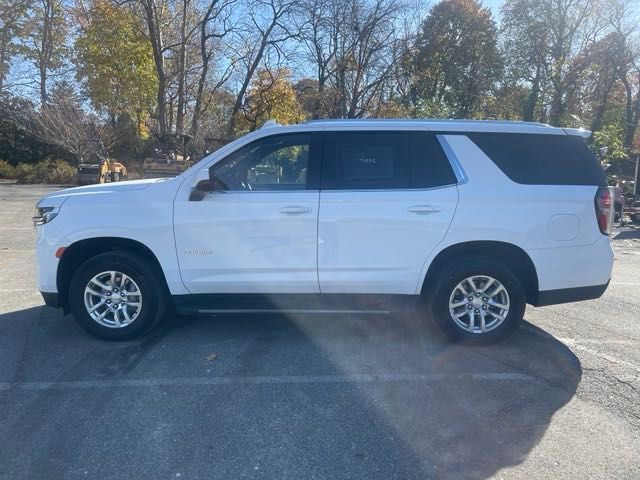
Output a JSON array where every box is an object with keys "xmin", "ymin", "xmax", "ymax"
[{"xmin": 33, "ymin": 206, "xmax": 59, "ymax": 226}]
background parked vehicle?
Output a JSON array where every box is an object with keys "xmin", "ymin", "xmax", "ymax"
[
  {"xmin": 76, "ymin": 159, "xmax": 127, "ymax": 185},
  {"xmin": 142, "ymin": 134, "xmax": 194, "ymax": 178},
  {"xmin": 628, "ymin": 200, "xmax": 640, "ymax": 223}
]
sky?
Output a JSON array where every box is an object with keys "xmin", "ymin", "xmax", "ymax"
[
  {"xmin": 7, "ymin": 0, "xmax": 508, "ymax": 102},
  {"xmin": 484, "ymin": 0, "xmax": 504, "ymax": 19}
]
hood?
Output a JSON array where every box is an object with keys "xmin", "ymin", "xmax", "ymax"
[{"xmin": 37, "ymin": 177, "xmax": 172, "ymax": 206}]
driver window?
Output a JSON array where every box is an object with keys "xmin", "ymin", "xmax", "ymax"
[{"xmin": 211, "ymin": 134, "xmax": 310, "ymax": 191}]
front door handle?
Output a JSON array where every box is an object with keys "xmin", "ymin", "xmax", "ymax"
[
  {"xmin": 279, "ymin": 206, "xmax": 312, "ymax": 215},
  {"xmin": 407, "ymin": 205, "xmax": 441, "ymax": 214}
]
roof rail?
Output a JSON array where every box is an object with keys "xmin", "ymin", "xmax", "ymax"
[
  {"xmin": 261, "ymin": 119, "xmax": 281, "ymax": 129},
  {"xmin": 303, "ymin": 118, "xmax": 553, "ymax": 128}
]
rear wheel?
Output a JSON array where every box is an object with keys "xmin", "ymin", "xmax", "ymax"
[
  {"xmin": 69, "ymin": 251, "xmax": 166, "ymax": 340},
  {"xmin": 424, "ymin": 256, "xmax": 525, "ymax": 343}
]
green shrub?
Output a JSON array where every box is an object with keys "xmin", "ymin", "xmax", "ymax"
[
  {"xmin": 0, "ymin": 160, "xmax": 16, "ymax": 179},
  {"xmin": 43, "ymin": 160, "xmax": 76, "ymax": 184},
  {"xmin": 14, "ymin": 160, "xmax": 76, "ymax": 184},
  {"xmin": 14, "ymin": 163, "xmax": 36, "ymax": 183}
]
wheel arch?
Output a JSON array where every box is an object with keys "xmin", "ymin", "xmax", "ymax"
[
  {"xmin": 420, "ymin": 240, "xmax": 539, "ymax": 304},
  {"xmin": 57, "ymin": 237, "xmax": 170, "ymax": 312}
]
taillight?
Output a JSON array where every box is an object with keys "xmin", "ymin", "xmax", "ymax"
[{"xmin": 594, "ymin": 186, "xmax": 614, "ymax": 235}]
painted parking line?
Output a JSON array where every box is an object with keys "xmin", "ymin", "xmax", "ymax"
[
  {"xmin": 0, "ymin": 372, "xmax": 537, "ymax": 392},
  {"xmin": 559, "ymin": 339, "xmax": 640, "ymax": 373},
  {"xmin": 0, "ymin": 288, "xmax": 39, "ymax": 293},
  {"xmin": 557, "ymin": 337, "xmax": 637, "ymax": 346}
]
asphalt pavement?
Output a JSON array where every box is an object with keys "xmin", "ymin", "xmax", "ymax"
[{"xmin": 0, "ymin": 184, "xmax": 639, "ymax": 479}]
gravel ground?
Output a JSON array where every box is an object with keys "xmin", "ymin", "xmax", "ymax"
[{"xmin": 0, "ymin": 184, "xmax": 639, "ymax": 480}]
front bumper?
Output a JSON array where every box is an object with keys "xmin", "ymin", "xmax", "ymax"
[{"xmin": 40, "ymin": 291, "xmax": 60, "ymax": 308}]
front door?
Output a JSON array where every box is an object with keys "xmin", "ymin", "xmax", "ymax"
[{"xmin": 174, "ymin": 132, "xmax": 321, "ymax": 294}]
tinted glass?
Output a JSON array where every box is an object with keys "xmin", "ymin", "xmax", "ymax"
[
  {"xmin": 322, "ymin": 131, "xmax": 456, "ymax": 190},
  {"xmin": 211, "ymin": 134, "xmax": 310, "ymax": 191},
  {"xmin": 468, "ymin": 133, "xmax": 607, "ymax": 186},
  {"xmin": 410, "ymin": 132, "xmax": 457, "ymax": 188}
]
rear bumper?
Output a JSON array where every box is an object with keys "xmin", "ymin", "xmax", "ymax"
[
  {"xmin": 40, "ymin": 291, "xmax": 60, "ymax": 308},
  {"xmin": 527, "ymin": 235, "xmax": 614, "ymax": 291},
  {"xmin": 532, "ymin": 281, "xmax": 609, "ymax": 307}
]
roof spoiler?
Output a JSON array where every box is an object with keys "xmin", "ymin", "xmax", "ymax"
[{"xmin": 563, "ymin": 128, "xmax": 591, "ymax": 138}]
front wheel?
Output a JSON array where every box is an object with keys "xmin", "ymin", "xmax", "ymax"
[
  {"xmin": 68, "ymin": 251, "xmax": 166, "ymax": 340},
  {"xmin": 424, "ymin": 256, "xmax": 526, "ymax": 343}
]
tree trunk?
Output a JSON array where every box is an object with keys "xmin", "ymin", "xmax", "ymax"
[
  {"xmin": 549, "ymin": 86, "xmax": 564, "ymax": 127},
  {"xmin": 175, "ymin": 0, "xmax": 189, "ymax": 137},
  {"xmin": 523, "ymin": 69, "xmax": 541, "ymax": 122},
  {"xmin": 621, "ymin": 72, "xmax": 640, "ymax": 151},
  {"xmin": 156, "ymin": 71, "xmax": 167, "ymax": 139},
  {"xmin": 190, "ymin": 62, "xmax": 207, "ymax": 143},
  {"xmin": 142, "ymin": 0, "xmax": 168, "ymax": 140},
  {"xmin": 190, "ymin": 1, "xmax": 216, "ymax": 143},
  {"xmin": 591, "ymin": 73, "xmax": 617, "ymax": 133},
  {"xmin": 228, "ymin": 19, "xmax": 277, "ymax": 137},
  {"xmin": 39, "ymin": 66, "xmax": 48, "ymax": 106},
  {"xmin": 39, "ymin": 0, "xmax": 53, "ymax": 107}
]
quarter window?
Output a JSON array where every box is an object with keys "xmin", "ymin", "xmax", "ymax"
[{"xmin": 468, "ymin": 133, "xmax": 607, "ymax": 186}]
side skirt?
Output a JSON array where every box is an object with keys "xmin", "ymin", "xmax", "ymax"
[{"xmin": 172, "ymin": 293, "xmax": 419, "ymax": 316}]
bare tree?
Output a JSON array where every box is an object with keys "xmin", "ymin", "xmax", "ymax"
[
  {"xmin": 300, "ymin": 0, "xmax": 405, "ymax": 118},
  {"xmin": 20, "ymin": 0, "xmax": 68, "ymax": 106},
  {"xmin": 0, "ymin": 0, "xmax": 29, "ymax": 92},
  {"xmin": 190, "ymin": 0, "xmax": 237, "ymax": 142},
  {"xmin": 125, "ymin": 0, "xmax": 172, "ymax": 139},
  {"xmin": 501, "ymin": 0, "xmax": 607, "ymax": 126},
  {"xmin": 605, "ymin": 0, "xmax": 640, "ymax": 150},
  {"xmin": 25, "ymin": 83, "xmax": 116, "ymax": 163},
  {"xmin": 227, "ymin": 0, "xmax": 300, "ymax": 135},
  {"xmin": 620, "ymin": 51, "xmax": 640, "ymax": 150},
  {"xmin": 298, "ymin": 0, "xmax": 341, "ymax": 118}
]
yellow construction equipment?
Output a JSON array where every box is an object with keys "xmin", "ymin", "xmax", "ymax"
[
  {"xmin": 142, "ymin": 134, "xmax": 193, "ymax": 178},
  {"xmin": 77, "ymin": 159, "xmax": 127, "ymax": 185}
]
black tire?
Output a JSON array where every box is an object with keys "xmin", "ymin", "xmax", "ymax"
[
  {"xmin": 68, "ymin": 251, "xmax": 167, "ymax": 340},
  {"xmin": 111, "ymin": 172, "xmax": 120, "ymax": 182},
  {"xmin": 423, "ymin": 255, "xmax": 526, "ymax": 343}
]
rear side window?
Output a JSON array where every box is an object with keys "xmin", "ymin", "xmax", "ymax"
[
  {"xmin": 468, "ymin": 133, "xmax": 606, "ymax": 186},
  {"xmin": 322, "ymin": 131, "xmax": 456, "ymax": 190}
]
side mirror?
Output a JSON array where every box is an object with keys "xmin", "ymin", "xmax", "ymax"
[
  {"xmin": 188, "ymin": 170, "xmax": 228, "ymax": 201},
  {"xmin": 189, "ymin": 179, "xmax": 211, "ymax": 201}
]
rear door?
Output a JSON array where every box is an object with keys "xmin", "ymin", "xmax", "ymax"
[{"xmin": 317, "ymin": 130, "xmax": 458, "ymax": 294}]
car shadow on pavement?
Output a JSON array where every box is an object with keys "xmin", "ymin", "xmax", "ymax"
[{"xmin": 0, "ymin": 305, "xmax": 581, "ymax": 480}]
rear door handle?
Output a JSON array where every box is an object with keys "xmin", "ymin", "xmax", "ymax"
[
  {"xmin": 279, "ymin": 206, "xmax": 312, "ymax": 215},
  {"xmin": 407, "ymin": 205, "xmax": 441, "ymax": 214}
]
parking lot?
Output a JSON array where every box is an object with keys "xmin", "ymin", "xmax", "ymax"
[{"xmin": 0, "ymin": 183, "xmax": 639, "ymax": 479}]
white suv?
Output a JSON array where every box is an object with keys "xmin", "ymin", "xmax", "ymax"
[{"xmin": 34, "ymin": 120, "xmax": 614, "ymax": 342}]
